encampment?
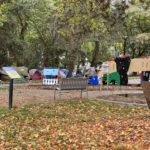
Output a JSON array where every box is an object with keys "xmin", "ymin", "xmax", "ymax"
[
  {"xmin": 14, "ymin": 66, "xmax": 28, "ymax": 78},
  {"xmin": 28, "ymin": 69, "xmax": 42, "ymax": 80},
  {"xmin": 43, "ymin": 68, "xmax": 68, "ymax": 79},
  {"xmin": 0, "ymin": 70, "xmax": 9, "ymax": 81}
]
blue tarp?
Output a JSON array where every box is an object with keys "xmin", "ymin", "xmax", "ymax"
[
  {"xmin": 61, "ymin": 69, "xmax": 69, "ymax": 76},
  {"xmin": 88, "ymin": 75, "xmax": 99, "ymax": 85},
  {"xmin": 43, "ymin": 68, "xmax": 69, "ymax": 78},
  {"xmin": 43, "ymin": 68, "xmax": 58, "ymax": 76}
]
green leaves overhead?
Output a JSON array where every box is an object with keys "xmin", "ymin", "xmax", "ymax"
[
  {"xmin": 0, "ymin": 3, "xmax": 9, "ymax": 26},
  {"xmin": 0, "ymin": 0, "xmax": 149, "ymax": 68},
  {"xmin": 54, "ymin": 0, "xmax": 110, "ymax": 35}
]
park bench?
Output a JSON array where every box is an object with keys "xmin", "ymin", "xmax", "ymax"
[
  {"xmin": 54, "ymin": 78, "xmax": 88, "ymax": 100},
  {"xmin": 142, "ymin": 82, "xmax": 150, "ymax": 109}
]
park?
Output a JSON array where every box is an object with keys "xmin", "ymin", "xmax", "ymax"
[{"xmin": 0, "ymin": 0, "xmax": 150, "ymax": 149}]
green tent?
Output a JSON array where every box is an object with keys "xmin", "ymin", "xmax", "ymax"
[{"xmin": 13, "ymin": 66, "xmax": 28, "ymax": 77}]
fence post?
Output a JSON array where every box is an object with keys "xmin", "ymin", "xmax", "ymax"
[
  {"xmin": 142, "ymin": 82, "xmax": 150, "ymax": 109},
  {"xmin": 9, "ymin": 79, "xmax": 14, "ymax": 110}
]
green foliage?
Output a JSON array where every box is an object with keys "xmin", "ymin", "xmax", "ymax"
[
  {"xmin": 0, "ymin": 4, "xmax": 8, "ymax": 26},
  {"xmin": 0, "ymin": 0, "xmax": 149, "ymax": 70},
  {"xmin": 122, "ymin": 0, "xmax": 150, "ymax": 57}
]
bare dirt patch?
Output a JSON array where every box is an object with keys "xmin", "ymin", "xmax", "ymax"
[{"xmin": 0, "ymin": 83, "xmax": 147, "ymax": 108}]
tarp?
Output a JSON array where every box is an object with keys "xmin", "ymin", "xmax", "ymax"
[
  {"xmin": 58, "ymin": 69, "xmax": 68, "ymax": 78},
  {"xmin": 0, "ymin": 70, "xmax": 9, "ymax": 80},
  {"xmin": 103, "ymin": 57, "xmax": 150, "ymax": 73},
  {"xmin": 0, "ymin": 70, "xmax": 6, "ymax": 75},
  {"xmin": 43, "ymin": 68, "xmax": 68, "ymax": 78},
  {"xmin": 61, "ymin": 69, "xmax": 69, "ymax": 76},
  {"xmin": 43, "ymin": 68, "xmax": 58, "ymax": 76},
  {"xmin": 14, "ymin": 66, "xmax": 28, "ymax": 77},
  {"xmin": 128, "ymin": 57, "xmax": 150, "ymax": 72},
  {"xmin": 107, "ymin": 61, "xmax": 117, "ymax": 73},
  {"xmin": 101, "ymin": 61, "xmax": 117, "ymax": 73},
  {"xmin": 3, "ymin": 67, "xmax": 21, "ymax": 79}
]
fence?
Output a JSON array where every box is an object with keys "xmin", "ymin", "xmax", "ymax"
[{"xmin": 43, "ymin": 79, "xmax": 58, "ymax": 85}]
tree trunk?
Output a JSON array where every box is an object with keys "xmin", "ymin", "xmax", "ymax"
[
  {"xmin": 91, "ymin": 41, "xmax": 100, "ymax": 67},
  {"xmin": 123, "ymin": 38, "xmax": 127, "ymax": 55},
  {"xmin": 20, "ymin": 22, "xmax": 28, "ymax": 40},
  {"xmin": 65, "ymin": 37, "xmax": 79, "ymax": 77},
  {"xmin": 132, "ymin": 49, "xmax": 135, "ymax": 58},
  {"xmin": 138, "ymin": 46, "xmax": 141, "ymax": 56},
  {"xmin": 43, "ymin": 53, "xmax": 49, "ymax": 67},
  {"xmin": 66, "ymin": 51, "xmax": 76, "ymax": 77}
]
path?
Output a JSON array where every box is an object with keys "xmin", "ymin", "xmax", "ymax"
[{"xmin": 0, "ymin": 83, "xmax": 147, "ymax": 108}]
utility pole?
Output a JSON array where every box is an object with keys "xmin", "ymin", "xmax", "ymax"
[{"xmin": 123, "ymin": 36, "xmax": 128, "ymax": 55}]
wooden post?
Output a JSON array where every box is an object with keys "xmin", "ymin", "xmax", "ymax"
[
  {"xmin": 142, "ymin": 82, "xmax": 150, "ymax": 109},
  {"xmin": 107, "ymin": 72, "xmax": 109, "ymax": 90},
  {"xmin": 9, "ymin": 79, "xmax": 13, "ymax": 109},
  {"xmin": 100, "ymin": 76, "xmax": 103, "ymax": 91}
]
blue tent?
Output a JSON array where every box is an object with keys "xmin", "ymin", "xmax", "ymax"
[
  {"xmin": 43, "ymin": 68, "xmax": 68, "ymax": 78},
  {"xmin": 43, "ymin": 68, "xmax": 58, "ymax": 76}
]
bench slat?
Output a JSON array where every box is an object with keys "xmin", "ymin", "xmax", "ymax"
[
  {"xmin": 54, "ymin": 78, "xmax": 88, "ymax": 100},
  {"xmin": 59, "ymin": 78, "xmax": 88, "ymax": 90}
]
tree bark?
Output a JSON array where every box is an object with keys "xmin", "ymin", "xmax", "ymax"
[
  {"xmin": 66, "ymin": 50, "xmax": 77, "ymax": 77},
  {"xmin": 138, "ymin": 46, "xmax": 141, "ymax": 56},
  {"xmin": 91, "ymin": 41, "xmax": 100, "ymax": 67},
  {"xmin": 15, "ymin": 10, "xmax": 28, "ymax": 40},
  {"xmin": 65, "ymin": 36, "xmax": 79, "ymax": 77},
  {"xmin": 132, "ymin": 49, "xmax": 135, "ymax": 58},
  {"xmin": 130, "ymin": 43, "xmax": 135, "ymax": 58}
]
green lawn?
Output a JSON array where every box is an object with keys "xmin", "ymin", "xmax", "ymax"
[{"xmin": 0, "ymin": 100, "xmax": 149, "ymax": 149}]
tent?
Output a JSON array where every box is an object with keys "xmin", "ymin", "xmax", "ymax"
[
  {"xmin": 0, "ymin": 70, "xmax": 9, "ymax": 81},
  {"xmin": 13, "ymin": 66, "xmax": 28, "ymax": 77},
  {"xmin": 59, "ymin": 69, "xmax": 69, "ymax": 78},
  {"xmin": 28, "ymin": 69, "xmax": 42, "ymax": 80},
  {"xmin": 43, "ymin": 68, "xmax": 68, "ymax": 79}
]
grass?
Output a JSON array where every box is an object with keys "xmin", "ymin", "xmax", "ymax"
[{"xmin": 0, "ymin": 100, "xmax": 149, "ymax": 149}]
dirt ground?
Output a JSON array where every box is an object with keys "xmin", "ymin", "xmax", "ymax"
[{"xmin": 0, "ymin": 83, "xmax": 148, "ymax": 108}]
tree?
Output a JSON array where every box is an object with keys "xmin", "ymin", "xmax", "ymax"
[
  {"xmin": 119, "ymin": 0, "xmax": 150, "ymax": 57},
  {"xmin": 0, "ymin": 0, "xmax": 149, "ymax": 71},
  {"xmin": 52, "ymin": 0, "xmax": 115, "ymax": 75}
]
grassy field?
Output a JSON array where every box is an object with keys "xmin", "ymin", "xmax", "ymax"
[{"xmin": 0, "ymin": 100, "xmax": 149, "ymax": 149}]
